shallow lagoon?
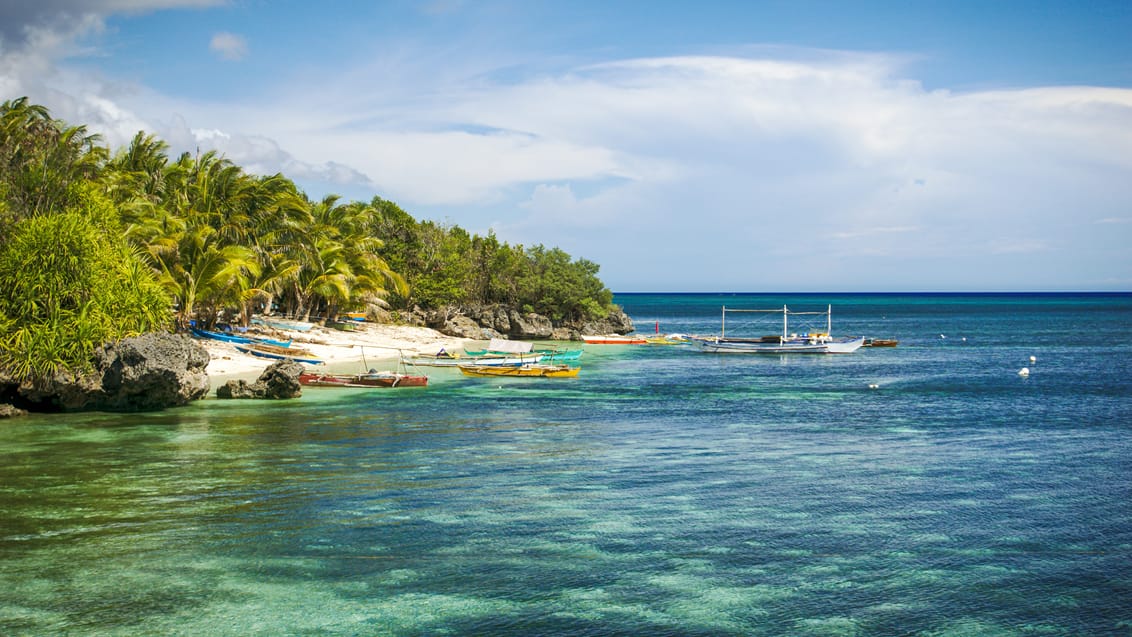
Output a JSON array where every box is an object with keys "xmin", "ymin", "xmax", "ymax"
[{"xmin": 2, "ymin": 293, "xmax": 1130, "ymax": 635}]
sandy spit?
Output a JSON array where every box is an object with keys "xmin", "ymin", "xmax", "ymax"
[{"xmin": 202, "ymin": 322, "xmax": 474, "ymax": 383}]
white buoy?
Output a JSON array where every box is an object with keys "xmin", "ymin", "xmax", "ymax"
[
  {"xmin": 1018, "ymin": 367, "xmax": 1030, "ymax": 377},
  {"xmin": 868, "ymin": 383, "xmax": 879, "ymax": 389},
  {"xmin": 1030, "ymin": 355, "xmax": 1036, "ymax": 363},
  {"xmin": 940, "ymin": 334, "xmax": 946, "ymax": 339}
]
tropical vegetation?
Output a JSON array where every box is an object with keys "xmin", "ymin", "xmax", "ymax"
[{"xmin": 0, "ymin": 98, "xmax": 615, "ymax": 381}]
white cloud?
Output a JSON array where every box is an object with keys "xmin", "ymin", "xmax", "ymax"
[
  {"xmin": 209, "ymin": 31, "xmax": 246, "ymax": 61},
  {"xmin": 2, "ymin": 5, "xmax": 1130, "ymax": 290}
]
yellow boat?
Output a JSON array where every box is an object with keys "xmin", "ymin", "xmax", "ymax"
[{"xmin": 457, "ymin": 363, "xmax": 580, "ymax": 378}]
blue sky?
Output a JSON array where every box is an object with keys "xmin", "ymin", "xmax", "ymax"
[{"xmin": 2, "ymin": 1, "xmax": 1130, "ymax": 292}]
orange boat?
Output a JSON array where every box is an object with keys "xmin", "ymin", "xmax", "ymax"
[{"xmin": 581, "ymin": 335, "xmax": 648, "ymax": 345}]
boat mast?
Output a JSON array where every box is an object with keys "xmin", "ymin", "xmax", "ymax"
[
  {"xmin": 827, "ymin": 304, "xmax": 832, "ymax": 335},
  {"xmin": 782, "ymin": 305, "xmax": 788, "ymax": 340},
  {"xmin": 722, "ymin": 306, "xmax": 727, "ymax": 338}
]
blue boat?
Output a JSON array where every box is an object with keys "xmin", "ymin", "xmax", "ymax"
[
  {"xmin": 191, "ymin": 328, "xmax": 292, "ymax": 348},
  {"xmin": 234, "ymin": 343, "xmax": 323, "ymax": 365}
]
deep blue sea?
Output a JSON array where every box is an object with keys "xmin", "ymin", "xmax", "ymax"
[{"xmin": 2, "ymin": 293, "xmax": 1131, "ymax": 636}]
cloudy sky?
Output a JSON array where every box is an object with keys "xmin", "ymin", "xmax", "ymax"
[{"xmin": 2, "ymin": 0, "xmax": 1130, "ymax": 292}]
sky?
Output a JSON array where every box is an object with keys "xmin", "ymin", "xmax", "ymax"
[{"xmin": 1, "ymin": 0, "xmax": 1130, "ymax": 292}]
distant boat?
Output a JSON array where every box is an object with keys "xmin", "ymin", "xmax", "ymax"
[
  {"xmin": 458, "ymin": 363, "xmax": 580, "ymax": 378},
  {"xmin": 863, "ymin": 338, "xmax": 899, "ymax": 347},
  {"xmin": 582, "ymin": 335, "xmax": 648, "ymax": 345},
  {"xmin": 235, "ymin": 342, "xmax": 324, "ymax": 365},
  {"xmin": 191, "ymin": 327, "xmax": 292, "ymax": 348},
  {"xmin": 644, "ymin": 334, "xmax": 690, "ymax": 345},
  {"xmin": 698, "ymin": 305, "xmax": 865, "ymax": 354},
  {"xmin": 299, "ymin": 370, "xmax": 427, "ymax": 388}
]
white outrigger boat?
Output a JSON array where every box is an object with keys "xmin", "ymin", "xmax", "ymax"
[{"xmin": 698, "ymin": 305, "xmax": 864, "ymax": 354}]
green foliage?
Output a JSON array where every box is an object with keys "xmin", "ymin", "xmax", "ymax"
[
  {"xmin": 0, "ymin": 211, "xmax": 172, "ymax": 380},
  {"xmin": 0, "ymin": 98, "xmax": 618, "ymax": 384}
]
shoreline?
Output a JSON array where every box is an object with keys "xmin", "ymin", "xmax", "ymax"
[{"xmin": 203, "ymin": 322, "xmax": 474, "ymax": 383}]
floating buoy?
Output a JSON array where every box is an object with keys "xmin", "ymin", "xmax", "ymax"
[
  {"xmin": 940, "ymin": 334, "xmax": 946, "ymax": 339},
  {"xmin": 961, "ymin": 337, "xmax": 967, "ymax": 342},
  {"xmin": 1018, "ymin": 367, "xmax": 1030, "ymax": 377},
  {"xmin": 868, "ymin": 383, "xmax": 879, "ymax": 389},
  {"xmin": 1030, "ymin": 356, "xmax": 1036, "ymax": 363}
]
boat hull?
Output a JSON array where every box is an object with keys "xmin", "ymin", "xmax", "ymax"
[
  {"xmin": 190, "ymin": 328, "xmax": 292, "ymax": 348},
  {"xmin": 235, "ymin": 344, "xmax": 324, "ymax": 365},
  {"xmin": 299, "ymin": 372, "xmax": 427, "ymax": 387},
  {"xmin": 458, "ymin": 364, "xmax": 580, "ymax": 378},
  {"xmin": 699, "ymin": 336, "xmax": 864, "ymax": 354},
  {"xmin": 582, "ymin": 335, "xmax": 648, "ymax": 345},
  {"xmin": 405, "ymin": 354, "xmax": 544, "ymax": 367}
]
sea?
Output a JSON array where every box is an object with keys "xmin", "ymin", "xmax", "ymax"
[{"xmin": 2, "ymin": 292, "xmax": 1130, "ymax": 636}]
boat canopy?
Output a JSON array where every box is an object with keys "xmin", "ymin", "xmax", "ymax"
[{"xmin": 486, "ymin": 338, "xmax": 534, "ymax": 354}]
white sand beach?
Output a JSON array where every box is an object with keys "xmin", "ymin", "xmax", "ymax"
[{"xmin": 202, "ymin": 322, "xmax": 473, "ymax": 382}]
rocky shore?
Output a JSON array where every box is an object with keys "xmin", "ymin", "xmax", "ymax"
[{"xmin": 0, "ymin": 305, "xmax": 637, "ymax": 415}]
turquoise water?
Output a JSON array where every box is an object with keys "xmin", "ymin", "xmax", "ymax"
[{"xmin": 2, "ymin": 293, "xmax": 1131, "ymax": 636}]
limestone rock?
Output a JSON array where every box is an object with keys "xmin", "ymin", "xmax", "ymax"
[
  {"xmin": 8, "ymin": 332, "xmax": 210, "ymax": 412},
  {"xmin": 216, "ymin": 360, "xmax": 303, "ymax": 399}
]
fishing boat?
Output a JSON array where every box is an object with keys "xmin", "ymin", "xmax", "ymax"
[
  {"xmin": 582, "ymin": 335, "xmax": 649, "ymax": 345},
  {"xmin": 644, "ymin": 334, "xmax": 690, "ymax": 345},
  {"xmin": 863, "ymin": 338, "xmax": 899, "ymax": 347},
  {"xmin": 698, "ymin": 305, "xmax": 865, "ymax": 354},
  {"xmin": 298, "ymin": 370, "xmax": 427, "ymax": 388},
  {"xmin": 404, "ymin": 350, "xmax": 544, "ymax": 368},
  {"xmin": 458, "ymin": 363, "xmax": 580, "ymax": 378},
  {"xmin": 250, "ymin": 317, "xmax": 314, "ymax": 332},
  {"xmin": 463, "ymin": 338, "xmax": 584, "ymax": 362},
  {"xmin": 235, "ymin": 342, "xmax": 324, "ymax": 365},
  {"xmin": 191, "ymin": 327, "xmax": 292, "ymax": 348}
]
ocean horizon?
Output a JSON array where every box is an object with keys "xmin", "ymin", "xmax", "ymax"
[{"xmin": 2, "ymin": 292, "xmax": 1130, "ymax": 636}]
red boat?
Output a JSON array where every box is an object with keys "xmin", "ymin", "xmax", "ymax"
[{"xmin": 298, "ymin": 370, "xmax": 428, "ymax": 388}]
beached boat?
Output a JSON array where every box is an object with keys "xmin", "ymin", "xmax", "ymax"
[
  {"xmin": 235, "ymin": 342, "xmax": 324, "ymax": 365},
  {"xmin": 299, "ymin": 370, "xmax": 427, "ymax": 388},
  {"xmin": 458, "ymin": 363, "xmax": 580, "ymax": 378},
  {"xmin": 342, "ymin": 312, "xmax": 367, "ymax": 322},
  {"xmin": 191, "ymin": 327, "xmax": 292, "ymax": 348},
  {"xmin": 250, "ymin": 317, "xmax": 314, "ymax": 332},
  {"xmin": 582, "ymin": 335, "xmax": 649, "ymax": 345},
  {"xmin": 699, "ymin": 305, "xmax": 864, "ymax": 354}
]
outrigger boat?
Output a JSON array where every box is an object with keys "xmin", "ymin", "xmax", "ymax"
[
  {"xmin": 458, "ymin": 363, "xmax": 580, "ymax": 378},
  {"xmin": 190, "ymin": 327, "xmax": 292, "ymax": 348},
  {"xmin": 463, "ymin": 338, "xmax": 584, "ymax": 362},
  {"xmin": 698, "ymin": 305, "xmax": 864, "ymax": 354},
  {"xmin": 404, "ymin": 350, "xmax": 544, "ymax": 368},
  {"xmin": 582, "ymin": 335, "xmax": 648, "ymax": 345},
  {"xmin": 299, "ymin": 369, "xmax": 427, "ymax": 388},
  {"xmin": 235, "ymin": 342, "xmax": 324, "ymax": 365}
]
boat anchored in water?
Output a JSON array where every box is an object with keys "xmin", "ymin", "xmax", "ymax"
[
  {"xmin": 698, "ymin": 305, "xmax": 864, "ymax": 354},
  {"xmin": 458, "ymin": 363, "xmax": 580, "ymax": 378}
]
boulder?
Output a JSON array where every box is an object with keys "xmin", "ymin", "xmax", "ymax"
[
  {"xmin": 508, "ymin": 311, "xmax": 554, "ymax": 339},
  {"xmin": 10, "ymin": 332, "xmax": 210, "ymax": 412},
  {"xmin": 216, "ymin": 360, "xmax": 303, "ymax": 399},
  {"xmin": 441, "ymin": 314, "xmax": 488, "ymax": 339},
  {"xmin": 0, "ymin": 404, "xmax": 28, "ymax": 418}
]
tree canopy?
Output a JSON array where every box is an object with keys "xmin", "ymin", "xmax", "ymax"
[{"xmin": 0, "ymin": 98, "xmax": 616, "ymax": 380}]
